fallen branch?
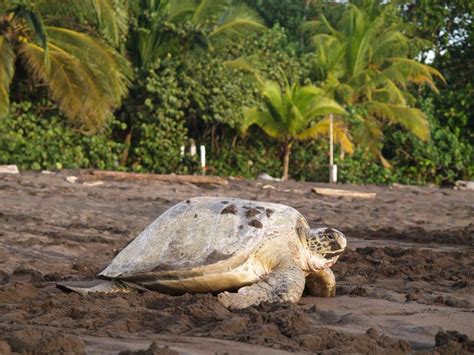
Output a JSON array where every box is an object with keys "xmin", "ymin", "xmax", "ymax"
[
  {"xmin": 312, "ymin": 187, "xmax": 376, "ymax": 199},
  {"xmin": 80, "ymin": 170, "xmax": 228, "ymax": 186}
]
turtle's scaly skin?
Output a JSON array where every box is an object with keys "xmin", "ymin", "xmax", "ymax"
[{"xmin": 91, "ymin": 197, "xmax": 346, "ymax": 309}]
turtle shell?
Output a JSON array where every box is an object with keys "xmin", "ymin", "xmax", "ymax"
[{"xmin": 100, "ymin": 197, "xmax": 307, "ymax": 278}]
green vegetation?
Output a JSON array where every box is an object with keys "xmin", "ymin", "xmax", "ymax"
[
  {"xmin": 1, "ymin": 0, "xmax": 472, "ymax": 185},
  {"xmin": 303, "ymin": 2, "xmax": 444, "ymax": 166},
  {"xmin": 237, "ymin": 69, "xmax": 351, "ymax": 180},
  {"xmin": 0, "ymin": 101, "xmax": 122, "ymax": 170},
  {"xmin": 0, "ymin": 0, "xmax": 131, "ymax": 130}
]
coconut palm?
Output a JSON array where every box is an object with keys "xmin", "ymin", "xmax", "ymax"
[
  {"xmin": 0, "ymin": 0, "xmax": 131, "ymax": 131},
  {"xmin": 303, "ymin": 2, "xmax": 444, "ymax": 166},
  {"xmin": 129, "ymin": 0, "xmax": 266, "ymax": 72},
  {"xmin": 242, "ymin": 78, "xmax": 352, "ymax": 180}
]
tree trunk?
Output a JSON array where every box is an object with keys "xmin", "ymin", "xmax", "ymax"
[
  {"xmin": 282, "ymin": 141, "xmax": 291, "ymax": 181},
  {"xmin": 119, "ymin": 126, "xmax": 132, "ymax": 167},
  {"xmin": 301, "ymin": 0, "xmax": 312, "ymax": 46}
]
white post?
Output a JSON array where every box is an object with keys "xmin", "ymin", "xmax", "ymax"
[
  {"xmin": 329, "ymin": 113, "xmax": 337, "ymax": 183},
  {"xmin": 190, "ymin": 139, "xmax": 196, "ymax": 156},
  {"xmin": 200, "ymin": 145, "xmax": 206, "ymax": 175}
]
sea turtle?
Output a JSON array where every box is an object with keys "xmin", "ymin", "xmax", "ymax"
[{"xmin": 59, "ymin": 197, "xmax": 346, "ymax": 309}]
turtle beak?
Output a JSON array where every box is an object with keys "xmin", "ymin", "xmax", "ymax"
[{"xmin": 333, "ymin": 229, "xmax": 346, "ymax": 250}]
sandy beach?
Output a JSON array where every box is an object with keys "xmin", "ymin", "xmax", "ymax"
[{"xmin": 0, "ymin": 171, "xmax": 472, "ymax": 354}]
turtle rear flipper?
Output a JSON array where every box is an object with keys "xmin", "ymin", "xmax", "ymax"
[{"xmin": 56, "ymin": 279, "xmax": 146, "ymax": 295}]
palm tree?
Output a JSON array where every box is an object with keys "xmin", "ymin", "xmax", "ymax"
[
  {"xmin": 129, "ymin": 0, "xmax": 266, "ymax": 72},
  {"xmin": 303, "ymin": 2, "xmax": 444, "ymax": 166},
  {"xmin": 241, "ymin": 77, "xmax": 352, "ymax": 180},
  {"xmin": 0, "ymin": 0, "xmax": 131, "ymax": 131}
]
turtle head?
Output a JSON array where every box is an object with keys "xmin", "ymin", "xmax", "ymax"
[{"xmin": 303, "ymin": 228, "xmax": 346, "ymax": 271}]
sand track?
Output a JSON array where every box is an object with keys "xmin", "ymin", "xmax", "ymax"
[{"xmin": 0, "ymin": 171, "xmax": 473, "ymax": 354}]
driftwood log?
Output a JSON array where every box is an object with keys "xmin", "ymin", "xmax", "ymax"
[
  {"xmin": 312, "ymin": 187, "xmax": 376, "ymax": 199},
  {"xmin": 80, "ymin": 170, "xmax": 229, "ymax": 186},
  {"xmin": 0, "ymin": 165, "xmax": 19, "ymax": 174}
]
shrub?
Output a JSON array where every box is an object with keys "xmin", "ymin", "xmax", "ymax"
[{"xmin": 0, "ymin": 101, "xmax": 123, "ymax": 171}]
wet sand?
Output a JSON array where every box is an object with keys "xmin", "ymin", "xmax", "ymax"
[{"xmin": 0, "ymin": 171, "xmax": 473, "ymax": 354}]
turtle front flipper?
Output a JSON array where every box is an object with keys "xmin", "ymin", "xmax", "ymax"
[
  {"xmin": 217, "ymin": 261, "xmax": 305, "ymax": 309},
  {"xmin": 57, "ymin": 280, "xmax": 143, "ymax": 295},
  {"xmin": 305, "ymin": 268, "xmax": 336, "ymax": 297}
]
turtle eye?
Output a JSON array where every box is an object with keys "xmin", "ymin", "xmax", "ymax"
[{"xmin": 324, "ymin": 228, "xmax": 339, "ymax": 240}]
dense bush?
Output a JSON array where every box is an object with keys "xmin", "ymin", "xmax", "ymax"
[
  {"xmin": 381, "ymin": 98, "xmax": 473, "ymax": 185},
  {"xmin": 207, "ymin": 131, "xmax": 283, "ymax": 178},
  {"xmin": 300, "ymin": 98, "xmax": 474, "ymax": 185},
  {"xmin": 123, "ymin": 58, "xmax": 189, "ymax": 173},
  {"xmin": 131, "ymin": 119, "xmax": 189, "ymax": 174},
  {"xmin": 0, "ymin": 101, "xmax": 123, "ymax": 171}
]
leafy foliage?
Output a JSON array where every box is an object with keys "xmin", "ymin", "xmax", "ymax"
[
  {"xmin": 241, "ymin": 0, "xmax": 317, "ymax": 37},
  {"xmin": 0, "ymin": 101, "xmax": 123, "ymax": 170},
  {"xmin": 336, "ymin": 98, "xmax": 473, "ymax": 185},
  {"xmin": 124, "ymin": 58, "xmax": 189, "ymax": 173},
  {"xmin": 397, "ymin": 0, "xmax": 474, "ymax": 181},
  {"xmin": 207, "ymin": 133, "xmax": 283, "ymax": 178}
]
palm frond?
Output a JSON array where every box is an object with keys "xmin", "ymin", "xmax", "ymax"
[
  {"xmin": 18, "ymin": 7, "xmax": 48, "ymax": 49},
  {"xmin": 335, "ymin": 127, "xmax": 355, "ymax": 154},
  {"xmin": 291, "ymin": 84, "xmax": 323, "ymax": 115},
  {"xmin": 312, "ymin": 34, "xmax": 344, "ymax": 78},
  {"xmin": 90, "ymin": 0, "xmax": 129, "ymax": 48},
  {"xmin": 349, "ymin": 114, "xmax": 385, "ymax": 161},
  {"xmin": 288, "ymin": 103, "xmax": 306, "ymax": 135},
  {"xmin": 352, "ymin": 95, "xmax": 392, "ymax": 168},
  {"xmin": 372, "ymin": 31, "xmax": 408, "ymax": 64},
  {"xmin": 46, "ymin": 26, "xmax": 131, "ymax": 102},
  {"xmin": 167, "ymin": 0, "xmax": 196, "ymax": 22},
  {"xmin": 297, "ymin": 117, "xmax": 354, "ymax": 153},
  {"xmin": 209, "ymin": 5, "xmax": 265, "ymax": 46},
  {"xmin": 296, "ymin": 117, "xmax": 328, "ymax": 140},
  {"xmin": 241, "ymin": 107, "xmax": 283, "ymax": 139},
  {"xmin": 39, "ymin": 0, "xmax": 129, "ymax": 48},
  {"xmin": 371, "ymin": 79, "xmax": 407, "ymax": 105},
  {"xmin": 0, "ymin": 36, "xmax": 15, "ymax": 117},
  {"xmin": 365, "ymin": 101, "xmax": 430, "ymax": 141},
  {"xmin": 319, "ymin": 14, "xmax": 342, "ymax": 38},
  {"xmin": 192, "ymin": 0, "xmax": 229, "ymax": 24},
  {"xmin": 260, "ymin": 80, "xmax": 287, "ymax": 124},
  {"xmin": 18, "ymin": 39, "xmax": 128, "ymax": 130},
  {"xmin": 19, "ymin": 42, "xmax": 101, "ymax": 127},
  {"xmin": 305, "ymin": 96, "xmax": 346, "ymax": 119},
  {"xmin": 300, "ymin": 20, "xmax": 323, "ymax": 35},
  {"xmin": 386, "ymin": 57, "xmax": 445, "ymax": 92}
]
